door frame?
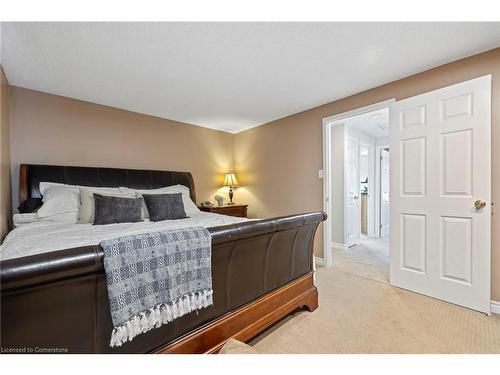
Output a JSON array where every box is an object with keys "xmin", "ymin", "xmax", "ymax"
[
  {"xmin": 346, "ymin": 135, "xmax": 361, "ymax": 247},
  {"xmin": 375, "ymin": 143, "xmax": 390, "ymax": 238},
  {"xmin": 322, "ymin": 99, "xmax": 395, "ymax": 268},
  {"xmin": 359, "ymin": 140, "xmax": 376, "ymax": 238}
]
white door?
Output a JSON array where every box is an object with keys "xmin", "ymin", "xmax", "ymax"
[
  {"xmin": 346, "ymin": 136, "xmax": 360, "ymax": 247},
  {"xmin": 380, "ymin": 148, "xmax": 390, "ymax": 237},
  {"xmin": 390, "ymin": 75, "xmax": 491, "ymax": 313}
]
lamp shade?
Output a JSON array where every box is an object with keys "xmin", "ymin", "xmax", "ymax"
[{"xmin": 223, "ymin": 172, "xmax": 239, "ymax": 187}]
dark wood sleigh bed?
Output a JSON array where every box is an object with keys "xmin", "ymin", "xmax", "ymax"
[{"xmin": 0, "ymin": 164, "xmax": 325, "ymax": 353}]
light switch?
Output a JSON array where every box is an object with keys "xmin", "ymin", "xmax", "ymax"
[{"xmin": 318, "ymin": 169, "xmax": 324, "ymax": 179}]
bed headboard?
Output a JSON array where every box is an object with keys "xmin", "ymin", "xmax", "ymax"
[{"xmin": 19, "ymin": 164, "xmax": 196, "ymax": 204}]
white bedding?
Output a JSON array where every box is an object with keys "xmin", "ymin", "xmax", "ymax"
[{"xmin": 0, "ymin": 212, "xmax": 248, "ymax": 261}]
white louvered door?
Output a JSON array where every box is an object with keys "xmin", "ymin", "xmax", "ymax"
[{"xmin": 389, "ymin": 76, "xmax": 491, "ymax": 313}]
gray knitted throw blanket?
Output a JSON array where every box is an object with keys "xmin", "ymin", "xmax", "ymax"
[{"xmin": 100, "ymin": 227, "xmax": 213, "ymax": 347}]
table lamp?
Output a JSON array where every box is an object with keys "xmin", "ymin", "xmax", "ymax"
[{"xmin": 223, "ymin": 172, "xmax": 239, "ymax": 205}]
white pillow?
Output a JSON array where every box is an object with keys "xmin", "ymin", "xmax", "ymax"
[
  {"xmin": 39, "ymin": 181, "xmax": 78, "ymax": 196},
  {"xmin": 13, "ymin": 213, "xmax": 39, "ymax": 226},
  {"xmin": 38, "ymin": 182, "xmax": 117, "ymax": 217},
  {"xmin": 13, "ymin": 212, "xmax": 79, "ymax": 227},
  {"xmin": 79, "ymin": 188, "xmax": 134, "ymax": 224},
  {"xmin": 37, "ymin": 184, "xmax": 80, "ymax": 218},
  {"xmin": 119, "ymin": 185, "xmax": 199, "ymax": 219}
]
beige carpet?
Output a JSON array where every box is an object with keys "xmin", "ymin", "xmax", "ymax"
[
  {"xmin": 331, "ymin": 236, "xmax": 389, "ymax": 282},
  {"xmin": 249, "ymin": 265, "xmax": 500, "ymax": 354}
]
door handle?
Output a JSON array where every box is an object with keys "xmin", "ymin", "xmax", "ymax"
[{"xmin": 474, "ymin": 200, "xmax": 487, "ymax": 209}]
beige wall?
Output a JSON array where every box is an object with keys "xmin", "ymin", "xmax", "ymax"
[
  {"xmin": 0, "ymin": 66, "xmax": 12, "ymax": 240},
  {"xmin": 9, "ymin": 87, "xmax": 234, "ymax": 210},
  {"xmin": 234, "ymin": 48, "xmax": 500, "ymax": 300}
]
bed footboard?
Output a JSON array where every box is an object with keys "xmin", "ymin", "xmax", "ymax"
[{"xmin": 1, "ymin": 212, "xmax": 325, "ymax": 353}]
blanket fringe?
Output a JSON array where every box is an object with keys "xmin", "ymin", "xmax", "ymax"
[{"xmin": 110, "ymin": 289, "xmax": 213, "ymax": 347}]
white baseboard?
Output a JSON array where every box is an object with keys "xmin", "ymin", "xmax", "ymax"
[
  {"xmin": 491, "ymin": 300, "xmax": 500, "ymax": 315},
  {"xmin": 332, "ymin": 241, "xmax": 348, "ymax": 249},
  {"xmin": 314, "ymin": 256, "xmax": 325, "ymax": 267}
]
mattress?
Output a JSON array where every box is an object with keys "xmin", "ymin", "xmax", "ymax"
[{"xmin": 0, "ymin": 212, "xmax": 248, "ymax": 261}]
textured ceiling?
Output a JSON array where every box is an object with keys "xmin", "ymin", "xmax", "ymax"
[{"xmin": 2, "ymin": 22, "xmax": 500, "ymax": 133}]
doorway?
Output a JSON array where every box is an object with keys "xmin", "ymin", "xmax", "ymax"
[{"xmin": 325, "ymin": 105, "xmax": 391, "ymax": 282}]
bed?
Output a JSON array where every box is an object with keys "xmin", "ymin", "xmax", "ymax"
[{"xmin": 0, "ymin": 164, "xmax": 325, "ymax": 353}]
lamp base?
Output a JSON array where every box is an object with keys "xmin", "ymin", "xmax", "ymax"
[{"xmin": 228, "ymin": 187, "xmax": 235, "ymax": 205}]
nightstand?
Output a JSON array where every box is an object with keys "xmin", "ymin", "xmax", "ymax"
[{"xmin": 198, "ymin": 204, "xmax": 248, "ymax": 218}]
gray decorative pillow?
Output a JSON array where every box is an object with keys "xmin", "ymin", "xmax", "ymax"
[
  {"xmin": 93, "ymin": 194, "xmax": 143, "ymax": 225},
  {"xmin": 142, "ymin": 193, "xmax": 188, "ymax": 221}
]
